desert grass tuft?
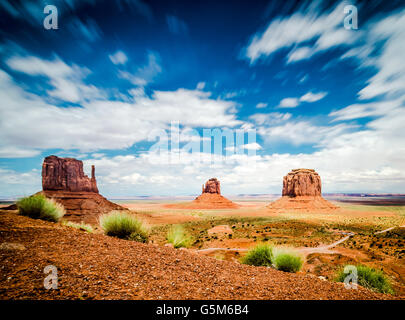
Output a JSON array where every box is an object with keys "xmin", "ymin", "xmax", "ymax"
[
  {"xmin": 99, "ymin": 211, "xmax": 149, "ymax": 242},
  {"xmin": 17, "ymin": 194, "xmax": 65, "ymax": 222},
  {"xmin": 62, "ymin": 220, "xmax": 93, "ymax": 233},
  {"xmin": 272, "ymin": 248, "xmax": 304, "ymax": 273},
  {"xmin": 335, "ymin": 264, "xmax": 394, "ymax": 294},
  {"xmin": 241, "ymin": 243, "xmax": 273, "ymax": 267},
  {"xmin": 167, "ymin": 225, "xmax": 194, "ymax": 248}
]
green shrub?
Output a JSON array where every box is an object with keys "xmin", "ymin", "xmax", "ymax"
[
  {"xmin": 62, "ymin": 221, "xmax": 93, "ymax": 233},
  {"xmin": 241, "ymin": 244, "xmax": 273, "ymax": 266},
  {"xmin": 99, "ymin": 211, "xmax": 149, "ymax": 242},
  {"xmin": 335, "ymin": 264, "xmax": 394, "ymax": 294},
  {"xmin": 167, "ymin": 225, "xmax": 194, "ymax": 248},
  {"xmin": 273, "ymin": 248, "xmax": 303, "ymax": 273},
  {"xmin": 17, "ymin": 194, "xmax": 65, "ymax": 222}
]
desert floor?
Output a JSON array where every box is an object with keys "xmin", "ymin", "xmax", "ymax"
[{"xmin": 0, "ymin": 198, "xmax": 404, "ymax": 299}]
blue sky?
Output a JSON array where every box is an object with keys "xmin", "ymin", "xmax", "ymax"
[{"xmin": 1, "ymin": 0, "xmax": 405, "ymax": 197}]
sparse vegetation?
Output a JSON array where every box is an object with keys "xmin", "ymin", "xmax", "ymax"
[
  {"xmin": 62, "ymin": 220, "xmax": 93, "ymax": 233},
  {"xmin": 241, "ymin": 243, "xmax": 273, "ymax": 266},
  {"xmin": 99, "ymin": 211, "xmax": 149, "ymax": 242},
  {"xmin": 273, "ymin": 248, "xmax": 304, "ymax": 273},
  {"xmin": 167, "ymin": 225, "xmax": 194, "ymax": 248},
  {"xmin": 335, "ymin": 264, "xmax": 394, "ymax": 294},
  {"xmin": 17, "ymin": 194, "xmax": 65, "ymax": 222}
]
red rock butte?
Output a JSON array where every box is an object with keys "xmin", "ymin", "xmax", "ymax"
[
  {"xmin": 268, "ymin": 169, "xmax": 337, "ymax": 211},
  {"xmin": 202, "ymin": 178, "xmax": 221, "ymax": 194},
  {"xmin": 192, "ymin": 178, "xmax": 238, "ymax": 209},
  {"xmin": 40, "ymin": 155, "xmax": 125, "ymax": 223},
  {"xmin": 166, "ymin": 178, "xmax": 238, "ymax": 209},
  {"xmin": 42, "ymin": 156, "xmax": 99, "ymax": 193}
]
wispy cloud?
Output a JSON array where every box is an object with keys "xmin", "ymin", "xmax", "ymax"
[
  {"xmin": 256, "ymin": 102, "xmax": 268, "ymax": 109},
  {"xmin": 118, "ymin": 51, "xmax": 162, "ymax": 87},
  {"xmin": 245, "ymin": 2, "xmax": 360, "ymax": 64},
  {"xmin": 6, "ymin": 55, "xmax": 104, "ymax": 103},
  {"xmin": 278, "ymin": 91, "xmax": 327, "ymax": 108},
  {"xmin": 109, "ymin": 50, "xmax": 128, "ymax": 65}
]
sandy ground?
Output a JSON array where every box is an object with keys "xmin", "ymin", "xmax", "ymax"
[
  {"xmin": 0, "ymin": 211, "xmax": 391, "ymax": 300},
  {"xmin": 120, "ymin": 200, "xmax": 399, "ymax": 225}
]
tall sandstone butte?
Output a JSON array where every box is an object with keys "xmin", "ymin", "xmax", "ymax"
[
  {"xmin": 42, "ymin": 155, "xmax": 98, "ymax": 193},
  {"xmin": 269, "ymin": 169, "xmax": 337, "ymax": 211},
  {"xmin": 41, "ymin": 155, "xmax": 125, "ymax": 223},
  {"xmin": 166, "ymin": 178, "xmax": 238, "ymax": 209},
  {"xmin": 282, "ymin": 168, "xmax": 321, "ymax": 197},
  {"xmin": 202, "ymin": 178, "xmax": 221, "ymax": 194}
]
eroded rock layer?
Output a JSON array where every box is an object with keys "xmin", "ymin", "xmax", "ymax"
[
  {"xmin": 269, "ymin": 169, "xmax": 337, "ymax": 211},
  {"xmin": 41, "ymin": 155, "xmax": 126, "ymax": 223},
  {"xmin": 42, "ymin": 155, "xmax": 98, "ymax": 193},
  {"xmin": 40, "ymin": 191, "xmax": 125, "ymax": 224},
  {"xmin": 202, "ymin": 178, "xmax": 221, "ymax": 194},
  {"xmin": 282, "ymin": 169, "xmax": 321, "ymax": 197}
]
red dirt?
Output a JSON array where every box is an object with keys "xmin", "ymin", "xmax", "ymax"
[
  {"xmin": 267, "ymin": 196, "xmax": 338, "ymax": 212},
  {"xmin": 0, "ymin": 211, "xmax": 391, "ymax": 300},
  {"xmin": 167, "ymin": 193, "xmax": 239, "ymax": 209}
]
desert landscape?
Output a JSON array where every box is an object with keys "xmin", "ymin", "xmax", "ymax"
[
  {"xmin": 1, "ymin": 0, "xmax": 405, "ymax": 308},
  {"xmin": 1, "ymin": 155, "xmax": 403, "ymax": 300}
]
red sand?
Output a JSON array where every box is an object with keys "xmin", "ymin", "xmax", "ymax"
[
  {"xmin": 166, "ymin": 193, "xmax": 239, "ymax": 209},
  {"xmin": 267, "ymin": 196, "xmax": 338, "ymax": 212}
]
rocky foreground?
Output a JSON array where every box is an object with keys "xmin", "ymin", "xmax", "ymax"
[{"xmin": 0, "ymin": 211, "xmax": 390, "ymax": 300}]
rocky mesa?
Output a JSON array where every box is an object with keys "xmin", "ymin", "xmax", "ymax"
[
  {"xmin": 40, "ymin": 155, "xmax": 126, "ymax": 224},
  {"xmin": 268, "ymin": 169, "xmax": 337, "ymax": 211}
]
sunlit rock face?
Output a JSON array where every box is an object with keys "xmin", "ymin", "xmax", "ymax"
[
  {"xmin": 202, "ymin": 178, "xmax": 221, "ymax": 194},
  {"xmin": 42, "ymin": 155, "xmax": 98, "ymax": 193},
  {"xmin": 282, "ymin": 169, "xmax": 321, "ymax": 197}
]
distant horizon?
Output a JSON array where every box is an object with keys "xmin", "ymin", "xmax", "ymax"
[{"xmin": 2, "ymin": 192, "xmax": 405, "ymax": 202}]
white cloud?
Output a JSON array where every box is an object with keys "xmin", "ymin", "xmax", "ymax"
[
  {"xmin": 330, "ymin": 98, "xmax": 404, "ymax": 121},
  {"xmin": 278, "ymin": 91, "xmax": 327, "ymax": 108},
  {"xmin": 357, "ymin": 9, "xmax": 405, "ymax": 99},
  {"xmin": 250, "ymin": 112, "xmax": 291, "ymax": 126},
  {"xmin": 256, "ymin": 102, "xmax": 268, "ymax": 109},
  {"xmin": 278, "ymin": 97, "xmax": 299, "ymax": 108},
  {"xmin": 0, "ymin": 68, "xmax": 241, "ymax": 156},
  {"xmin": 300, "ymin": 91, "xmax": 328, "ymax": 103},
  {"xmin": 0, "ymin": 168, "xmax": 40, "ymax": 197},
  {"xmin": 287, "ymin": 46, "xmax": 313, "ymax": 63},
  {"xmin": 196, "ymin": 82, "xmax": 205, "ymax": 90},
  {"xmin": 245, "ymin": 2, "xmax": 360, "ymax": 64},
  {"xmin": 109, "ymin": 50, "xmax": 128, "ymax": 65},
  {"xmin": 118, "ymin": 51, "xmax": 161, "ymax": 87},
  {"xmin": 257, "ymin": 120, "xmax": 354, "ymax": 147},
  {"xmin": 242, "ymin": 143, "xmax": 262, "ymax": 151},
  {"xmin": 0, "ymin": 146, "xmax": 40, "ymax": 158},
  {"xmin": 6, "ymin": 55, "xmax": 104, "ymax": 103}
]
